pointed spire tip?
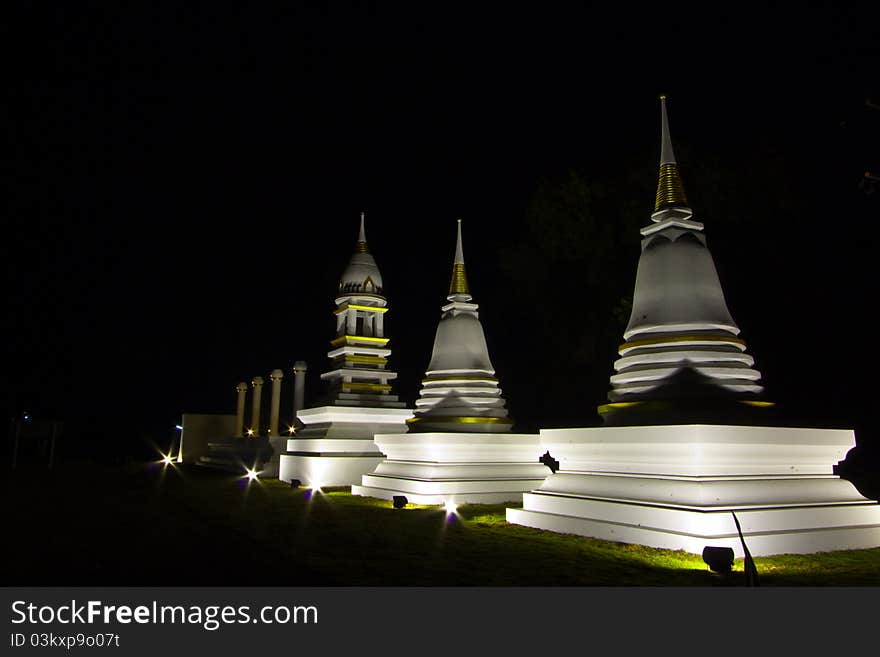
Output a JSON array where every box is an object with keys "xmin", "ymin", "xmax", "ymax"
[
  {"xmin": 654, "ymin": 97, "xmax": 690, "ymax": 212},
  {"xmin": 449, "ymin": 218, "xmax": 470, "ymax": 296},
  {"xmin": 356, "ymin": 212, "xmax": 368, "ymax": 253}
]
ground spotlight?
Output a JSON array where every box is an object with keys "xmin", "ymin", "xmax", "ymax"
[
  {"xmin": 245, "ymin": 468, "xmax": 260, "ymax": 482},
  {"xmin": 444, "ymin": 500, "xmax": 458, "ymax": 516},
  {"xmin": 290, "ymin": 479, "xmax": 302, "ymax": 488},
  {"xmin": 702, "ymin": 546, "xmax": 734, "ymax": 573},
  {"xmin": 393, "ymin": 495, "xmax": 408, "ymax": 509},
  {"xmin": 161, "ymin": 454, "xmax": 175, "ymax": 466}
]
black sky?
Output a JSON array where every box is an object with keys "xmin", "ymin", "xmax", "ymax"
[{"xmin": 7, "ymin": 3, "xmax": 880, "ymax": 457}]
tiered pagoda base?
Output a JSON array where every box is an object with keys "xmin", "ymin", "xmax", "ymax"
[
  {"xmin": 278, "ymin": 406, "xmax": 412, "ymax": 487},
  {"xmin": 351, "ymin": 433, "xmax": 549, "ymax": 505},
  {"xmin": 506, "ymin": 425, "xmax": 880, "ymax": 557}
]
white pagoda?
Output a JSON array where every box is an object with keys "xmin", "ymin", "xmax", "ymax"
[
  {"xmin": 352, "ymin": 220, "xmax": 548, "ymax": 505},
  {"xmin": 507, "ymin": 98, "xmax": 880, "ymax": 556},
  {"xmin": 278, "ymin": 214, "xmax": 413, "ymax": 488}
]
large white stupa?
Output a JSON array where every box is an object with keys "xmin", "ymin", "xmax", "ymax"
[
  {"xmin": 507, "ymin": 98, "xmax": 880, "ymax": 556},
  {"xmin": 352, "ymin": 221, "xmax": 548, "ymax": 504},
  {"xmin": 602, "ymin": 96, "xmax": 767, "ymax": 425},
  {"xmin": 278, "ymin": 214, "xmax": 413, "ymax": 487}
]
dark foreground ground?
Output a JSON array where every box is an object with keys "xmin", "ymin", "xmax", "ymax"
[{"xmin": 3, "ymin": 461, "xmax": 879, "ymax": 586}]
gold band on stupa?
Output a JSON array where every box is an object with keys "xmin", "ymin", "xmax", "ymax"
[
  {"xmin": 449, "ymin": 262, "xmax": 470, "ymax": 295},
  {"xmin": 355, "ymin": 240, "xmax": 369, "ymax": 253},
  {"xmin": 654, "ymin": 162, "xmax": 689, "ymax": 211}
]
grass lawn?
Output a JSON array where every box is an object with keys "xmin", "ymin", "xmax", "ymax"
[{"xmin": 4, "ymin": 461, "xmax": 879, "ymax": 586}]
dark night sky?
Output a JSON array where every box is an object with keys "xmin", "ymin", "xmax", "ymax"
[{"xmin": 7, "ymin": 3, "xmax": 880, "ymax": 458}]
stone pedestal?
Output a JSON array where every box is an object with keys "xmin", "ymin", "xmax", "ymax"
[
  {"xmin": 234, "ymin": 382, "xmax": 248, "ymax": 437},
  {"xmin": 263, "ymin": 368, "xmax": 286, "ymax": 477},
  {"xmin": 352, "ymin": 432, "xmax": 549, "ymax": 505},
  {"xmin": 278, "ymin": 406, "xmax": 413, "ymax": 487},
  {"xmin": 250, "ymin": 376, "xmax": 264, "ymax": 435},
  {"xmin": 268, "ymin": 369, "xmax": 283, "ymax": 437},
  {"xmin": 292, "ymin": 361, "xmax": 308, "ymax": 423},
  {"xmin": 506, "ymin": 425, "xmax": 880, "ymax": 556}
]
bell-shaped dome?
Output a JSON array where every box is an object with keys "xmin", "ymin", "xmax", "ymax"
[
  {"xmin": 624, "ymin": 231, "xmax": 738, "ymax": 339},
  {"xmin": 338, "ymin": 213, "xmax": 384, "ymax": 296},
  {"xmin": 426, "ymin": 312, "xmax": 495, "ymax": 373}
]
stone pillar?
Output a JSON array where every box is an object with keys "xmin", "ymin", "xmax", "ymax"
[
  {"xmin": 268, "ymin": 369, "xmax": 284, "ymax": 437},
  {"xmin": 346, "ymin": 310, "xmax": 357, "ymax": 335},
  {"xmin": 235, "ymin": 381, "xmax": 248, "ymax": 437},
  {"xmin": 293, "ymin": 361, "xmax": 308, "ymax": 424},
  {"xmin": 375, "ymin": 311, "xmax": 384, "ymax": 337},
  {"xmin": 250, "ymin": 376, "xmax": 264, "ymax": 436}
]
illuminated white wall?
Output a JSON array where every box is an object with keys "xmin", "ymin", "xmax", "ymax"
[
  {"xmin": 352, "ymin": 432, "xmax": 549, "ymax": 505},
  {"xmin": 506, "ymin": 425, "xmax": 880, "ymax": 557},
  {"xmin": 278, "ymin": 406, "xmax": 413, "ymax": 487}
]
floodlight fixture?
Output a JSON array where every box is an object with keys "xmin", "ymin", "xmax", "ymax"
[
  {"xmin": 702, "ymin": 546, "xmax": 735, "ymax": 573},
  {"xmin": 393, "ymin": 495, "xmax": 408, "ymax": 509}
]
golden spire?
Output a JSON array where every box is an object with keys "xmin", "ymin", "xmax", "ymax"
[
  {"xmin": 448, "ymin": 219, "xmax": 470, "ymax": 296},
  {"xmin": 654, "ymin": 95, "xmax": 690, "ymax": 212},
  {"xmin": 355, "ymin": 211, "xmax": 369, "ymax": 253}
]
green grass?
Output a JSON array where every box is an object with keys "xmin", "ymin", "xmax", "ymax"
[{"xmin": 4, "ymin": 461, "xmax": 879, "ymax": 586}]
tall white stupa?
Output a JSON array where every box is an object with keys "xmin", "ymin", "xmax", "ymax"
[
  {"xmin": 602, "ymin": 96, "xmax": 767, "ymax": 425},
  {"xmin": 507, "ymin": 98, "xmax": 880, "ymax": 556},
  {"xmin": 278, "ymin": 214, "xmax": 413, "ymax": 487},
  {"xmin": 352, "ymin": 220, "xmax": 548, "ymax": 504}
]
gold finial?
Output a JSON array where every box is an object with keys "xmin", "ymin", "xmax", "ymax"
[
  {"xmin": 654, "ymin": 96, "xmax": 690, "ymax": 211},
  {"xmin": 654, "ymin": 163, "xmax": 689, "ymax": 211},
  {"xmin": 449, "ymin": 262, "xmax": 470, "ymax": 295}
]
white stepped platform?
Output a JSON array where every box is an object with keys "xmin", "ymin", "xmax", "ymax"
[
  {"xmin": 351, "ymin": 432, "xmax": 550, "ymax": 505},
  {"xmin": 278, "ymin": 406, "xmax": 413, "ymax": 487},
  {"xmin": 506, "ymin": 425, "xmax": 880, "ymax": 557}
]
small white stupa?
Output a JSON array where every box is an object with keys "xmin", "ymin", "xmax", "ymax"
[
  {"xmin": 408, "ymin": 219, "xmax": 513, "ymax": 433},
  {"xmin": 507, "ymin": 98, "xmax": 880, "ymax": 556},
  {"xmin": 278, "ymin": 213, "xmax": 413, "ymax": 488},
  {"xmin": 352, "ymin": 220, "xmax": 548, "ymax": 504}
]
